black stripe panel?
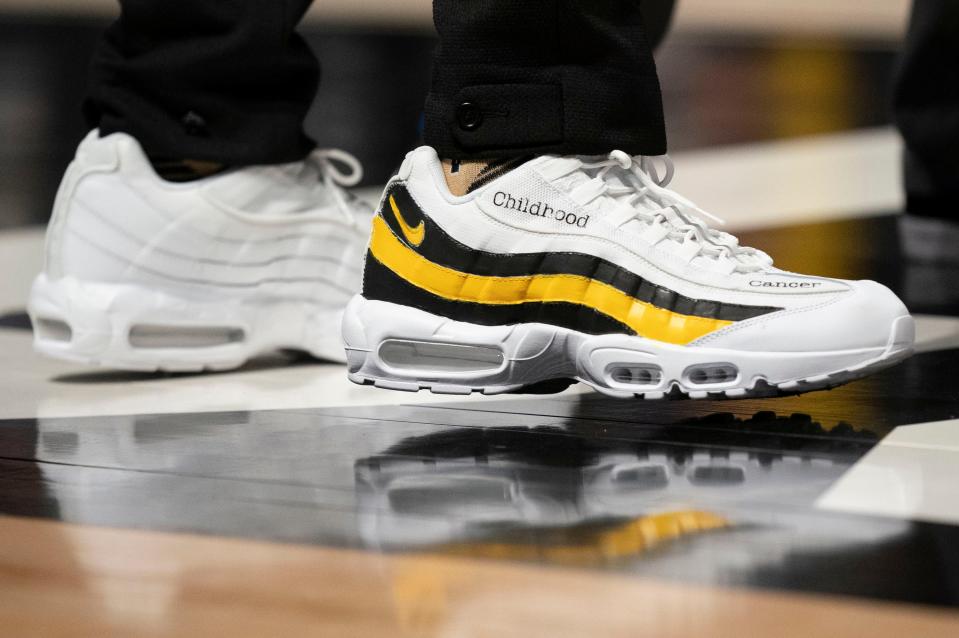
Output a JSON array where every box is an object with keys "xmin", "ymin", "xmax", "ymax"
[
  {"xmin": 363, "ymin": 255, "xmax": 636, "ymax": 336},
  {"xmin": 383, "ymin": 185, "xmax": 780, "ymax": 323}
]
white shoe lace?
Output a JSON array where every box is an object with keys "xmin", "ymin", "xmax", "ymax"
[
  {"xmin": 557, "ymin": 151, "xmax": 773, "ymax": 274},
  {"xmin": 308, "ymin": 148, "xmax": 365, "ymax": 225}
]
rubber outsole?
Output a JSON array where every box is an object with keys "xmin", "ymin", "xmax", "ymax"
[{"xmin": 342, "ymin": 296, "xmax": 916, "ymax": 400}]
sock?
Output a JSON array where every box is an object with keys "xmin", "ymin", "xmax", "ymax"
[
  {"xmin": 150, "ymin": 158, "xmax": 228, "ymax": 183},
  {"xmin": 442, "ymin": 156, "xmax": 531, "ymax": 196}
]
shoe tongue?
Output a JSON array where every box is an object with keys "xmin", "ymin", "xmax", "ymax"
[
  {"xmin": 541, "ymin": 163, "xmax": 612, "ymax": 216},
  {"xmin": 202, "ymin": 162, "xmax": 337, "ymax": 216}
]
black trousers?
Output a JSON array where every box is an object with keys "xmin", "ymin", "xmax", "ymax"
[
  {"xmin": 894, "ymin": 0, "xmax": 959, "ymax": 218},
  {"xmin": 85, "ymin": 0, "xmax": 666, "ymax": 165}
]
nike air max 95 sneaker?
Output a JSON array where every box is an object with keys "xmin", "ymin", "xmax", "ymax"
[
  {"xmin": 342, "ymin": 148, "xmax": 915, "ymax": 398},
  {"xmin": 29, "ymin": 131, "xmax": 370, "ymax": 371}
]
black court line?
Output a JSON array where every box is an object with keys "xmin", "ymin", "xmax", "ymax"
[{"xmin": 0, "ymin": 312, "xmax": 31, "ymax": 331}]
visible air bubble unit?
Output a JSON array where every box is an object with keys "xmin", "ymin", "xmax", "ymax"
[
  {"xmin": 128, "ymin": 325, "xmax": 245, "ymax": 349},
  {"xmin": 685, "ymin": 363, "xmax": 739, "ymax": 386},
  {"xmin": 378, "ymin": 339, "xmax": 505, "ymax": 373},
  {"xmin": 387, "ymin": 476, "xmax": 516, "ymax": 515},
  {"xmin": 606, "ymin": 364, "xmax": 663, "ymax": 387},
  {"xmin": 689, "ymin": 465, "xmax": 746, "ymax": 486},
  {"xmin": 610, "ymin": 463, "xmax": 669, "ymax": 490},
  {"xmin": 35, "ymin": 318, "xmax": 72, "ymax": 343}
]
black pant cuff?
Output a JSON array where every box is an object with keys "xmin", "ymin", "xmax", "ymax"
[
  {"xmin": 88, "ymin": 91, "xmax": 315, "ymax": 166},
  {"xmin": 424, "ymin": 66, "xmax": 667, "ymax": 160}
]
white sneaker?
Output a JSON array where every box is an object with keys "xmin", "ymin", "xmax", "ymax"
[
  {"xmin": 343, "ymin": 148, "xmax": 915, "ymax": 399},
  {"xmin": 29, "ymin": 130, "xmax": 371, "ymax": 371}
]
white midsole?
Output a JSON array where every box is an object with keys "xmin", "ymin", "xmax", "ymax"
[
  {"xmin": 28, "ymin": 274, "xmax": 347, "ymax": 370},
  {"xmin": 342, "ymin": 296, "xmax": 915, "ymax": 397}
]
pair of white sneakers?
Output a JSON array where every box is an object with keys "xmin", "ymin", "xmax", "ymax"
[{"xmin": 28, "ymin": 131, "xmax": 914, "ymax": 399}]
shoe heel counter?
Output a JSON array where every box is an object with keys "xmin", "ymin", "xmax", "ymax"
[
  {"xmin": 360, "ymin": 147, "xmax": 447, "ymax": 302},
  {"xmin": 44, "ymin": 132, "xmax": 121, "ymax": 279},
  {"xmin": 360, "ymin": 177, "xmax": 403, "ymax": 300}
]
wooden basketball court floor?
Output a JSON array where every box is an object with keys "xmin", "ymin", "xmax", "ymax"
[{"xmin": 1, "ymin": 130, "xmax": 959, "ymax": 636}]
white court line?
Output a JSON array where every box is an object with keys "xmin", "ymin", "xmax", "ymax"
[
  {"xmin": 914, "ymin": 315, "xmax": 959, "ymax": 354},
  {"xmin": 0, "ymin": 227, "xmax": 44, "ymax": 316},
  {"xmin": 817, "ymin": 419, "xmax": 959, "ymax": 526}
]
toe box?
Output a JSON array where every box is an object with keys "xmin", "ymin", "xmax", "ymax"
[{"xmin": 693, "ymin": 280, "xmax": 913, "ymax": 353}]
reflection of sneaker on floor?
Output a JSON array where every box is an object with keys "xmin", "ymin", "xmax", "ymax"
[
  {"xmin": 343, "ymin": 148, "xmax": 915, "ymax": 399},
  {"xmin": 29, "ymin": 131, "xmax": 371, "ymax": 371}
]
